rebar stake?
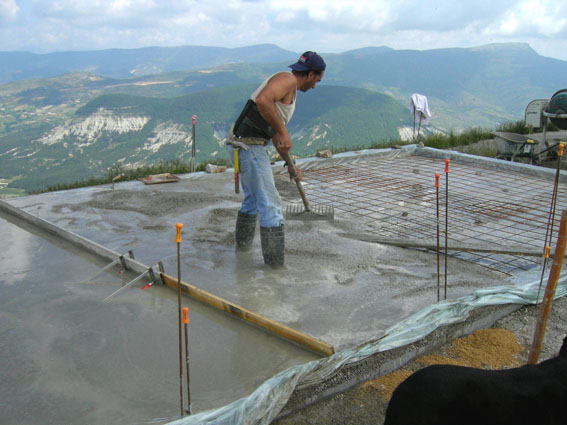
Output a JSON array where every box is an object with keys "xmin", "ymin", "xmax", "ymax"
[
  {"xmin": 444, "ymin": 159, "xmax": 450, "ymax": 300},
  {"xmin": 191, "ymin": 115, "xmax": 197, "ymax": 173},
  {"xmin": 183, "ymin": 307, "xmax": 192, "ymax": 415},
  {"xmin": 435, "ymin": 173, "xmax": 441, "ymax": 302},
  {"xmin": 528, "ymin": 210, "xmax": 567, "ymax": 364},
  {"xmin": 176, "ymin": 223, "xmax": 184, "ymax": 417},
  {"xmin": 537, "ymin": 143, "xmax": 563, "ymax": 303}
]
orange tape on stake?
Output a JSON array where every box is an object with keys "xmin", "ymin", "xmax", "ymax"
[
  {"xmin": 176, "ymin": 223, "xmax": 183, "ymax": 243},
  {"xmin": 545, "ymin": 246, "xmax": 551, "ymax": 259},
  {"xmin": 445, "ymin": 159, "xmax": 450, "ymax": 173},
  {"xmin": 559, "ymin": 143, "xmax": 564, "ymax": 157},
  {"xmin": 435, "ymin": 173, "xmax": 440, "ymax": 188},
  {"xmin": 183, "ymin": 307, "xmax": 189, "ymax": 324}
]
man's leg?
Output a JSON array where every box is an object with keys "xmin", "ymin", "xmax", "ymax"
[
  {"xmin": 239, "ymin": 145, "xmax": 284, "ymax": 265},
  {"xmin": 235, "ymin": 147, "xmax": 258, "ymax": 247}
]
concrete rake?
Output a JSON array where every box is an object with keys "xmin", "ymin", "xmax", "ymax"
[
  {"xmin": 285, "ymin": 203, "xmax": 334, "ymax": 221},
  {"xmin": 282, "ymin": 151, "xmax": 334, "ymax": 221}
]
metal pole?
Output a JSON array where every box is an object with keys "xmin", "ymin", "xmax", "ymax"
[
  {"xmin": 176, "ymin": 223, "xmax": 184, "ymax": 417},
  {"xmin": 444, "ymin": 159, "xmax": 450, "ymax": 300},
  {"xmin": 183, "ymin": 307, "xmax": 192, "ymax": 415},
  {"xmin": 528, "ymin": 210, "xmax": 567, "ymax": 364},
  {"xmin": 435, "ymin": 173, "xmax": 440, "ymax": 302},
  {"xmin": 537, "ymin": 143, "xmax": 564, "ymax": 303},
  {"xmin": 103, "ymin": 270, "xmax": 149, "ymax": 302},
  {"xmin": 191, "ymin": 115, "xmax": 197, "ymax": 173},
  {"xmin": 413, "ymin": 114, "xmax": 416, "ymax": 140}
]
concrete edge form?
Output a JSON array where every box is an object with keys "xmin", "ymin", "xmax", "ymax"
[
  {"xmin": 275, "ymin": 303, "xmax": 521, "ymax": 419},
  {"xmin": 275, "ymin": 144, "xmax": 566, "ymax": 183},
  {"xmin": 160, "ymin": 272, "xmax": 335, "ymax": 357},
  {"xmin": 271, "ymin": 145, "xmax": 417, "ymax": 173},
  {"xmin": 415, "ymin": 146, "xmax": 567, "ymax": 182},
  {"xmin": 0, "ymin": 198, "xmax": 335, "ymax": 356}
]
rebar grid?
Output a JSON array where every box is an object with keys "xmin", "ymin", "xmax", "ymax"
[{"xmin": 298, "ymin": 155, "xmax": 566, "ymax": 274}]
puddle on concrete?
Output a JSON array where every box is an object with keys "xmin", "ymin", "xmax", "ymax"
[{"xmin": 0, "ymin": 214, "xmax": 317, "ymax": 425}]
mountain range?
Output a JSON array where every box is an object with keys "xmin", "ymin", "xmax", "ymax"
[{"xmin": 1, "ymin": 43, "xmax": 566, "ymax": 192}]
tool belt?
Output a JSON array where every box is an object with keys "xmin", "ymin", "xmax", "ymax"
[{"xmin": 233, "ymin": 99, "xmax": 277, "ymax": 142}]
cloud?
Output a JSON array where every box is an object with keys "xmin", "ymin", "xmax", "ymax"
[
  {"xmin": 0, "ymin": 0, "xmax": 19, "ymax": 22},
  {"xmin": 0, "ymin": 0, "xmax": 565, "ymax": 60}
]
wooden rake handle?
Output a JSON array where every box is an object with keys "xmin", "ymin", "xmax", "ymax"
[{"xmin": 282, "ymin": 151, "xmax": 311, "ymax": 212}]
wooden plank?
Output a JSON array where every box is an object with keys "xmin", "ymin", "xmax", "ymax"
[
  {"xmin": 339, "ymin": 233, "xmax": 546, "ymax": 257},
  {"xmin": 160, "ymin": 273, "xmax": 335, "ymax": 357},
  {"xmin": 137, "ymin": 173, "xmax": 180, "ymax": 184}
]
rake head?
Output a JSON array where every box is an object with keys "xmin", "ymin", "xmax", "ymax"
[{"xmin": 285, "ymin": 203, "xmax": 335, "ymax": 221}]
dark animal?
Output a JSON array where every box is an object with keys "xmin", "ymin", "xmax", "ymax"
[{"xmin": 384, "ymin": 336, "xmax": 567, "ymax": 425}]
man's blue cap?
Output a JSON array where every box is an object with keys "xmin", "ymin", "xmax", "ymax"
[{"xmin": 289, "ymin": 51, "xmax": 326, "ymax": 72}]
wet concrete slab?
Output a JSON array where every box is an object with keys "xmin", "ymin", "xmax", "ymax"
[
  {"xmin": 2, "ymin": 166, "xmax": 506, "ymax": 352},
  {"xmin": 2, "ymin": 148, "xmax": 564, "ymax": 422},
  {"xmin": 0, "ymin": 212, "xmax": 317, "ymax": 425}
]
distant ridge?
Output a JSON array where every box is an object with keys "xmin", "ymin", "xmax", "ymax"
[
  {"xmin": 341, "ymin": 46, "xmax": 394, "ymax": 56},
  {"xmin": 1, "ymin": 41, "xmax": 566, "ymax": 193},
  {"xmin": 0, "ymin": 44, "xmax": 298, "ymax": 83}
]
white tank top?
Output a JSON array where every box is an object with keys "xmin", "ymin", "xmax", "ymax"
[{"xmin": 250, "ymin": 72, "xmax": 296, "ymax": 125}]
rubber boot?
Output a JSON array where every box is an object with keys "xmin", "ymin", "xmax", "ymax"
[
  {"xmin": 260, "ymin": 225, "xmax": 285, "ymax": 267},
  {"xmin": 235, "ymin": 211, "xmax": 257, "ymax": 247}
]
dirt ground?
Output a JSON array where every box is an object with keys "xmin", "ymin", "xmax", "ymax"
[{"xmin": 274, "ymin": 294, "xmax": 567, "ymax": 425}]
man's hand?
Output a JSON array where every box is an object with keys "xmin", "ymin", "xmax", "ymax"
[
  {"xmin": 278, "ymin": 146, "xmax": 302, "ymax": 182},
  {"xmin": 273, "ymin": 133, "xmax": 292, "ymax": 153},
  {"xmin": 288, "ymin": 164, "xmax": 302, "ymax": 182}
]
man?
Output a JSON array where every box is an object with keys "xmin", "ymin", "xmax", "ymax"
[{"xmin": 230, "ymin": 51, "xmax": 325, "ymax": 266}]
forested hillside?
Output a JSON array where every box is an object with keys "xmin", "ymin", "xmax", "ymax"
[{"xmin": 1, "ymin": 84, "xmax": 411, "ymax": 191}]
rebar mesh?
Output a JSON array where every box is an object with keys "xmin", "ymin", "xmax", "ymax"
[{"xmin": 297, "ymin": 155, "xmax": 566, "ymax": 274}]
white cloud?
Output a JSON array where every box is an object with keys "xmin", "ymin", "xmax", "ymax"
[
  {"xmin": 0, "ymin": 0, "xmax": 565, "ymax": 60},
  {"xmin": 0, "ymin": 0, "xmax": 19, "ymax": 21}
]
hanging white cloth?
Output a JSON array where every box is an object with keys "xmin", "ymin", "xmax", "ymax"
[{"xmin": 410, "ymin": 94, "xmax": 431, "ymax": 125}]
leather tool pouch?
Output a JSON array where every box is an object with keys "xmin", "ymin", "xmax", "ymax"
[{"xmin": 233, "ymin": 99, "xmax": 277, "ymax": 140}]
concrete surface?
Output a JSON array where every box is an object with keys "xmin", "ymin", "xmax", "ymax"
[
  {"xmin": 0, "ymin": 211, "xmax": 317, "ymax": 425},
  {"xmin": 1, "ymin": 147, "xmax": 566, "ymax": 424}
]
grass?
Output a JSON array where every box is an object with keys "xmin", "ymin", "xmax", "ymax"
[
  {"xmin": 29, "ymin": 158, "xmax": 231, "ymax": 194},
  {"xmin": 421, "ymin": 119, "xmax": 560, "ymax": 151},
  {"xmin": 0, "ymin": 187, "xmax": 27, "ymax": 198}
]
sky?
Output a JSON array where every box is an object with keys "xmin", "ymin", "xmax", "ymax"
[{"xmin": 1, "ymin": 0, "xmax": 566, "ymax": 60}]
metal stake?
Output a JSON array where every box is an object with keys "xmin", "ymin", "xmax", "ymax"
[
  {"xmin": 191, "ymin": 115, "xmax": 197, "ymax": 173},
  {"xmin": 183, "ymin": 307, "xmax": 192, "ymax": 415},
  {"xmin": 176, "ymin": 223, "xmax": 184, "ymax": 417},
  {"xmin": 537, "ymin": 143, "xmax": 563, "ymax": 303},
  {"xmin": 103, "ymin": 270, "xmax": 149, "ymax": 301},
  {"xmin": 435, "ymin": 173, "xmax": 441, "ymax": 302},
  {"xmin": 528, "ymin": 210, "xmax": 567, "ymax": 364},
  {"xmin": 444, "ymin": 159, "xmax": 450, "ymax": 300}
]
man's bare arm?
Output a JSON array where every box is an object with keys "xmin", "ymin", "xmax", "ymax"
[{"xmin": 254, "ymin": 72, "xmax": 296, "ymax": 152}]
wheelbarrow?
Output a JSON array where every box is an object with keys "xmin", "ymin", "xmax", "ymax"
[
  {"xmin": 492, "ymin": 132, "xmax": 541, "ymax": 163},
  {"xmin": 492, "ymin": 131, "xmax": 563, "ymax": 165}
]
